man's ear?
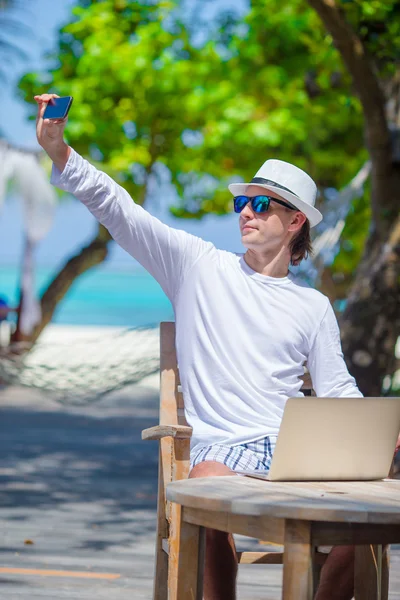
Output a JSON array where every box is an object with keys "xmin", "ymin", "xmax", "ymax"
[{"xmin": 288, "ymin": 211, "xmax": 307, "ymax": 233}]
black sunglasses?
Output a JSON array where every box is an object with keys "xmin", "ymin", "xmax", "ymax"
[{"xmin": 233, "ymin": 195, "xmax": 296, "ymax": 214}]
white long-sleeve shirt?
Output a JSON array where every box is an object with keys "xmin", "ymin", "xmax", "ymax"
[{"xmin": 51, "ymin": 149, "xmax": 362, "ymax": 455}]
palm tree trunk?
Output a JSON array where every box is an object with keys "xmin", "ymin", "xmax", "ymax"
[
  {"xmin": 340, "ymin": 212, "xmax": 400, "ymax": 395},
  {"xmin": 11, "ymin": 224, "xmax": 112, "ymax": 346}
]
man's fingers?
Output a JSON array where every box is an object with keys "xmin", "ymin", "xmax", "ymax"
[
  {"xmin": 34, "ymin": 93, "xmax": 60, "ymax": 112},
  {"xmin": 35, "ymin": 96, "xmax": 48, "ymax": 125},
  {"xmin": 34, "ymin": 93, "xmax": 60, "ymax": 103},
  {"xmin": 37, "ymin": 102, "xmax": 47, "ymax": 124},
  {"xmin": 35, "ymin": 93, "xmax": 61, "ymax": 125}
]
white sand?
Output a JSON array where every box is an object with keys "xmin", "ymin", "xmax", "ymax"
[{"xmin": 39, "ymin": 323, "xmax": 130, "ymax": 343}]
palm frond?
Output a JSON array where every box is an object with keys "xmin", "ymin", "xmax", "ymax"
[
  {"xmin": 0, "ymin": 0, "xmax": 33, "ymax": 83},
  {"xmin": 0, "ymin": 16, "xmax": 33, "ymax": 38},
  {"xmin": 0, "ymin": 0, "xmax": 26, "ymax": 11},
  {"xmin": 0, "ymin": 39, "xmax": 27, "ymax": 60}
]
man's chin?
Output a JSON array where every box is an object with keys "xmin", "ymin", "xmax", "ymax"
[
  {"xmin": 241, "ymin": 230, "xmax": 258, "ymax": 243},
  {"xmin": 241, "ymin": 237, "xmax": 258, "ymax": 250}
]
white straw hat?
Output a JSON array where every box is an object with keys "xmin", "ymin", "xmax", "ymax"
[{"xmin": 228, "ymin": 159, "xmax": 322, "ymax": 227}]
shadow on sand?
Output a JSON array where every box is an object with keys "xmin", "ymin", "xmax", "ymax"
[{"xmin": 0, "ymin": 383, "xmax": 160, "ymax": 554}]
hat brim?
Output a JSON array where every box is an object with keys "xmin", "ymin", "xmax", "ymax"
[{"xmin": 228, "ymin": 182, "xmax": 323, "ymax": 227}]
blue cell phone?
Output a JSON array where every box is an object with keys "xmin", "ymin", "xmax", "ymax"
[{"xmin": 43, "ymin": 96, "xmax": 73, "ymax": 120}]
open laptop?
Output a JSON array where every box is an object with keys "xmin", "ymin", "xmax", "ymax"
[{"xmin": 237, "ymin": 397, "xmax": 400, "ymax": 481}]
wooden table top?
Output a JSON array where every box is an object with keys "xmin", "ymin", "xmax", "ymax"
[{"xmin": 166, "ymin": 476, "xmax": 400, "ymax": 524}]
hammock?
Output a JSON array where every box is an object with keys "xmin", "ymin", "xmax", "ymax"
[
  {"xmin": 0, "ymin": 326, "xmax": 160, "ymax": 404},
  {"xmin": 0, "ymin": 162, "xmax": 371, "ymax": 403},
  {"xmin": 311, "ymin": 161, "xmax": 371, "ymax": 265}
]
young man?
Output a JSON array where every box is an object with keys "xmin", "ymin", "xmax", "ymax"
[{"xmin": 35, "ymin": 93, "xmax": 362, "ymax": 600}]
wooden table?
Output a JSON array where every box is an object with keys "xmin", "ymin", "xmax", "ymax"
[{"xmin": 166, "ymin": 476, "xmax": 400, "ymax": 600}]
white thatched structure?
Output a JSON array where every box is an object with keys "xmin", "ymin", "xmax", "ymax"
[{"xmin": 0, "ymin": 140, "xmax": 56, "ymax": 334}]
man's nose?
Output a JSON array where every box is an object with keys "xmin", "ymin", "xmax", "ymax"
[{"xmin": 240, "ymin": 201, "xmax": 255, "ymax": 218}]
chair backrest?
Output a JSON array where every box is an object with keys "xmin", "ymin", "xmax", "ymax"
[
  {"xmin": 160, "ymin": 322, "xmax": 188, "ymax": 426},
  {"xmin": 159, "ymin": 322, "xmax": 314, "ymax": 427}
]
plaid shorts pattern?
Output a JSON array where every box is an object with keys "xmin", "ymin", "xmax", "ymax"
[{"xmin": 190, "ymin": 436, "xmax": 277, "ymax": 473}]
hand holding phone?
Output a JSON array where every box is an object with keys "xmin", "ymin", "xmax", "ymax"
[
  {"xmin": 34, "ymin": 93, "xmax": 71, "ymax": 172},
  {"xmin": 43, "ymin": 96, "xmax": 73, "ymax": 120}
]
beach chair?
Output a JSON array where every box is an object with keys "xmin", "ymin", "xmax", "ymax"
[{"xmin": 142, "ymin": 322, "xmax": 390, "ymax": 600}]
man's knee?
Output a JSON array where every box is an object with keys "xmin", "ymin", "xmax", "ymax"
[{"xmin": 189, "ymin": 460, "xmax": 236, "ymax": 479}]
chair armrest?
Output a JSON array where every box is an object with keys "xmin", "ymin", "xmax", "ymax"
[{"xmin": 141, "ymin": 425, "xmax": 193, "ymax": 441}]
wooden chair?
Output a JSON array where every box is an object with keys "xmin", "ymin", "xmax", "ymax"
[{"xmin": 141, "ymin": 322, "xmax": 389, "ymax": 600}]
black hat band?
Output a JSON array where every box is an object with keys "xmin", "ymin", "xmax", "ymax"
[{"xmin": 250, "ymin": 177, "xmax": 299, "ymax": 199}]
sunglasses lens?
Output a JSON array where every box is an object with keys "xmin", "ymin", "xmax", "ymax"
[
  {"xmin": 233, "ymin": 196, "xmax": 249, "ymax": 213},
  {"xmin": 252, "ymin": 196, "xmax": 270, "ymax": 213}
]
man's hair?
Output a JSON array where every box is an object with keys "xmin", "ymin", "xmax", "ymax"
[{"xmin": 289, "ymin": 219, "xmax": 313, "ymax": 266}]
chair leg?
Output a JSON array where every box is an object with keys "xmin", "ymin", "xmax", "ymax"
[
  {"xmin": 153, "ymin": 538, "xmax": 169, "ymax": 600},
  {"xmin": 159, "ymin": 438, "xmax": 191, "ymax": 600},
  {"xmin": 153, "ymin": 445, "xmax": 169, "ymax": 600},
  {"xmin": 167, "ymin": 501, "xmax": 182, "ymax": 600},
  {"xmin": 354, "ymin": 544, "xmax": 389, "ymax": 600}
]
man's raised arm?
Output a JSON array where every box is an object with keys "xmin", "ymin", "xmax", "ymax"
[{"xmin": 34, "ymin": 93, "xmax": 213, "ymax": 302}]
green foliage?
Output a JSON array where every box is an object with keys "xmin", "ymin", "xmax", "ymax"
[{"xmin": 338, "ymin": 0, "xmax": 400, "ymax": 75}]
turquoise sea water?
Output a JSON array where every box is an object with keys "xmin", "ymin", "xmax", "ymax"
[{"xmin": 0, "ymin": 265, "xmax": 174, "ymax": 328}]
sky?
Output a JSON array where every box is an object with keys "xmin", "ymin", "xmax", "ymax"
[{"xmin": 0, "ymin": 0, "xmax": 248, "ymax": 269}]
